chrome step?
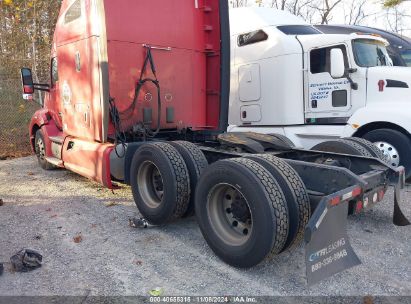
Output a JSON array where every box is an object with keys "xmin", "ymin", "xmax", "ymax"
[
  {"xmin": 49, "ymin": 136, "xmax": 64, "ymax": 144},
  {"xmin": 45, "ymin": 157, "xmax": 63, "ymax": 167}
]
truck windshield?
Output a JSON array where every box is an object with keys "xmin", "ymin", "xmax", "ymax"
[
  {"xmin": 401, "ymin": 50, "xmax": 411, "ymax": 67},
  {"xmin": 352, "ymin": 39, "xmax": 392, "ymax": 67}
]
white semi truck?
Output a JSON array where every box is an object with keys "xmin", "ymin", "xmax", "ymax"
[{"xmin": 228, "ymin": 8, "xmax": 411, "ymax": 177}]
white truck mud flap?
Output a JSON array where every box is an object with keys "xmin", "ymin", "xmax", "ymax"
[
  {"xmin": 305, "ymin": 197, "xmax": 360, "ymax": 286},
  {"xmin": 305, "ymin": 180, "xmax": 410, "ymax": 286}
]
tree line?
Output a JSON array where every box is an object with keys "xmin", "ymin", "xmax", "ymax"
[
  {"xmin": 0, "ymin": 0, "xmax": 61, "ymax": 83},
  {"xmin": 230, "ymin": 0, "xmax": 410, "ymax": 32},
  {"xmin": 0, "ymin": 0, "xmax": 408, "ymax": 84}
]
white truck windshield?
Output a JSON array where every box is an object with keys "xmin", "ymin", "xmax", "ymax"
[
  {"xmin": 401, "ymin": 50, "xmax": 411, "ymax": 67},
  {"xmin": 352, "ymin": 39, "xmax": 392, "ymax": 67}
]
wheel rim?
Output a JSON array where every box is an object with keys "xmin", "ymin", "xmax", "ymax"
[
  {"xmin": 36, "ymin": 138, "xmax": 46, "ymax": 161},
  {"xmin": 375, "ymin": 141, "xmax": 400, "ymax": 167},
  {"xmin": 137, "ymin": 161, "xmax": 164, "ymax": 208},
  {"xmin": 207, "ymin": 183, "xmax": 253, "ymax": 246}
]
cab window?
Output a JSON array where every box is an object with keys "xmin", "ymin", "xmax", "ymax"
[
  {"xmin": 352, "ymin": 39, "xmax": 391, "ymax": 67},
  {"xmin": 401, "ymin": 50, "xmax": 411, "ymax": 67},
  {"xmin": 238, "ymin": 30, "xmax": 268, "ymax": 47},
  {"xmin": 51, "ymin": 58, "xmax": 59, "ymax": 87},
  {"xmin": 277, "ymin": 25, "xmax": 321, "ymax": 35},
  {"xmin": 64, "ymin": 0, "xmax": 82, "ymax": 24},
  {"xmin": 310, "ymin": 44, "xmax": 348, "ymax": 76}
]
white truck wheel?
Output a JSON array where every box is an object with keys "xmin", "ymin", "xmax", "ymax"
[{"xmin": 363, "ymin": 129, "xmax": 411, "ymax": 178}]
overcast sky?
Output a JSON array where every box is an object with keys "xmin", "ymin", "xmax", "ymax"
[{"xmin": 246, "ymin": 0, "xmax": 411, "ymax": 37}]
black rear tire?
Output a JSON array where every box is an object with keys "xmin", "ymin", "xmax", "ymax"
[
  {"xmin": 130, "ymin": 142, "xmax": 190, "ymax": 225},
  {"xmin": 311, "ymin": 139, "xmax": 372, "ymax": 157},
  {"xmin": 268, "ymin": 133, "xmax": 295, "ymax": 148},
  {"xmin": 195, "ymin": 158, "xmax": 289, "ymax": 268},
  {"xmin": 170, "ymin": 141, "xmax": 208, "ymax": 217},
  {"xmin": 343, "ymin": 137, "xmax": 387, "ymax": 162},
  {"xmin": 312, "ymin": 139, "xmax": 374, "ymax": 215},
  {"xmin": 363, "ymin": 129, "xmax": 411, "ymax": 178},
  {"xmin": 245, "ymin": 154, "xmax": 310, "ymax": 251},
  {"xmin": 34, "ymin": 129, "xmax": 55, "ymax": 170}
]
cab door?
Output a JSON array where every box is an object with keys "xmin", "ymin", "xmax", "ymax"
[
  {"xmin": 55, "ymin": 0, "xmax": 103, "ymax": 141},
  {"xmin": 306, "ymin": 44, "xmax": 352, "ymax": 122}
]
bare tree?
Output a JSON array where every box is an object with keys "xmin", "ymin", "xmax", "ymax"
[
  {"xmin": 0, "ymin": 0, "xmax": 61, "ymax": 80},
  {"xmin": 291, "ymin": 0, "xmax": 317, "ymax": 17},
  {"xmin": 269, "ymin": 0, "xmax": 345, "ymax": 24},
  {"xmin": 269, "ymin": 0, "xmax": 316, "ymax": 19},
  {"xmin": 344, "ymin": 0, "xmax": 375, "ymax": 25},
  {"xmin": 311, "ymin": 0, "xmax": 344, "ymax": 24},
  {"xmin": 229, "ymin": 0, "xmax": 249, "ymax": 8},
  {"xmin": 385, "ymin": 6, "xmax": 411, "ymax": 33},
  {"xmin": 270, "ymin": 0, "xmax": 288, "ymax": 9}
]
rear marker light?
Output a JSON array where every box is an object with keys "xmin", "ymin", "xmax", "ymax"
[
  {"xmin": 329, "ymin": 187, "xmax": 362, "ymax": 207},
  {"xmin": 329, "ymin": 196, "xmax": 341, "ymax": 206},
  {"xmin": 352, "ymin": 187, "xmax": 362, "ymax": 197}
]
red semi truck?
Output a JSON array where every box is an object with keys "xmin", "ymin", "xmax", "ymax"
[{"xmin": 20, "ymin": 0, "xmax": 409, "ymax": 285}]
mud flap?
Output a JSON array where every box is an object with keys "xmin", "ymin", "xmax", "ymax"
[
  {"xmin": 305, "ymin": 199, "xmax": 361, "ymax": 286},
  {"xmin": 393, "ymin": 183, "xmax": 410, "ymax": 226}
]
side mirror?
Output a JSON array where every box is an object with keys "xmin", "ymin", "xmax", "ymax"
[
  {"xmin": 330, "ymin": 48, "xmax": 345, "ymax": 79},
  {"xmin": 20, "ymin": 68, "xmax": 35, "ymax": 100}
]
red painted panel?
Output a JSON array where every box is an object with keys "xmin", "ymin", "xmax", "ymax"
[
  {"xmin": 57, "ymin": 36, "xmax": 103, "ymax": 141},
  {"xmin": 31, "ymin": 0, "xmax": 224, "ymax": 188},
  {"xmin": 51, "ymin": 0, "xmax": 223, "ymax": 138},
  {"xmin": 103, "ymin": 0, "xmax": 222, "ymax": 132},
  {"xmin": 51, "ymin": 0, "xmax": 103, "ymax": 142},
  {"xmin": 104, "ymin": 1, "xmax": 205, "ymax": 51},
  {"xmin": 204, "ymin": 0, "xmax": 223, "ymax": 129},
  {"xmin": 29, "ymin": 109, "xmax": 60, "ymax": 152},
  {"xmin": 106, "ymin": 42, "xmax": 207, "ymax": 131},
  {"xmin": 62, "ymin": 137, "xmax": 114, "ymax": 188}
]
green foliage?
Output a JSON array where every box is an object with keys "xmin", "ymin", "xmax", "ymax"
[
  {"xmin": 0, "ymin": 0, "xmax": 61, "ymax": 158},
  {"xmin": 383, "ymin": 0, "xmax": 403, "ymax": 8},
  {"xmin": 0, "ymin": 79, "xmax": 40, "ymax": 158},
  {"xmin": 0, "ymin": 0, "xmax": 62, "ymax": 81}
]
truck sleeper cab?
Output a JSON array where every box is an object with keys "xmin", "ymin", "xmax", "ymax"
[
  {"xmin": 20, "ymin": 0, "xmax": 409, "ymax": 285},
  {"xmin": 228, "ymin": 7, "xmax": 411, "ymax": 178}
]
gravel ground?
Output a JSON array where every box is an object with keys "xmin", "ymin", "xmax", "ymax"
[{"xmin": 0, "ymin": 156, "xmax": 410, "ymax": 297}]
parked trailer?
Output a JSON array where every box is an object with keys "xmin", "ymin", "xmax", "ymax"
[
  {"xmin": 20, "ymin": 0, "xmax": 409, "ymax": 285},
  {"xmin": 228, "ymin": 8, "xmax": 411, "ymax": 178}
]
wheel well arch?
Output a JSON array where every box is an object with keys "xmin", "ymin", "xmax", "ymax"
[
  {"xmin": 30, "ymin": 124, "xmax": 41, "ymax": 151},
  {"xmin": 353, "ymin": 121, "xmax": 411, "ymax": 138}
]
